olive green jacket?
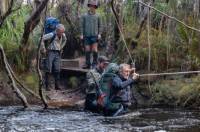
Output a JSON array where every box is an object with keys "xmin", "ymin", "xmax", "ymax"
[{"xmin": 80, "ymin": 12, "xmax": 102, "ymax": 37}]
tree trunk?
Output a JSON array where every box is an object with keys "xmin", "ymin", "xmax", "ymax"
[
  {"xmin": 194, "ymin": 0, "xmax": 200, "ymax": 17},
  {"xmin": 0, "ymin": 0, "xmax": 14, "ymax": 28},
  {"xmin": 135, "ymin": 0, "xmax": 155, "ymax": 39},
  {"xmin": 111, "ymin": 0, "xmax": 123, "ymax": 47},
  {"xmin": 0, "ymin": 45, "xmax": 29, "ymax": 108},
  {"xmin": 20, "ymin": 0, "xmax": 49, "ymax": 71}
]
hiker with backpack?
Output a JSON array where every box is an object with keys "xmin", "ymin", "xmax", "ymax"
[
  {"xmin": 41, "ymin": 23, "xmax": 67, "ymax": 91},
  {"xmin": 85, "ymin": 56, "xmax": 110, "ymax": 113},
  {"xmin": 109, "ymin": 63, "xmax": 139, "ymax": 116},
  {"xmin": 80, "ymin": 0, "xmax": 102, "ymax": 69},
  {"xmin": 96, "ymin": 63, "xmax": 139, "ymax": 116}
]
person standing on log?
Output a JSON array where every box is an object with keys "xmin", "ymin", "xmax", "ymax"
[
  {"xmin": 80, "ymin": 0, "xmax": 102, "ymax": 69},
  {"xmin": 41, "ymin": 24, "xmax": 67, "ymax": 91}
]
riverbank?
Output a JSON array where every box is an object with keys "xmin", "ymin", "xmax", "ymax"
[{"xmin": 1, "ymin": 71, "xmax": 200, "ymax": 109}]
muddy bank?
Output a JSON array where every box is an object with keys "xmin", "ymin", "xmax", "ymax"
[{"xmin": 1, "ymin": 71, "xmax": 200, "ymax": 109}]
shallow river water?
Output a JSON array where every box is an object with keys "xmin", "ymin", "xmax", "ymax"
[{"xmin": 0, "ymin": 106, "xmax": 200, "ymax": 132}]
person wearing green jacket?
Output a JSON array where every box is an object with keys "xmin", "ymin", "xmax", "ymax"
[{"xmin": 80, "ymin": 0, "xmax": 102, "ymax": 69}]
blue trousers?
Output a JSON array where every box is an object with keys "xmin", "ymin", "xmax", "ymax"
[{"xmin": 45, "ymin": 50, "xmax": 61, "ymax": 73}]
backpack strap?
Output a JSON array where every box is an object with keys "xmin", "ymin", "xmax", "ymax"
[{"xmin": 49, "ymin": 32, "xmax": 56, "ymax": 44}]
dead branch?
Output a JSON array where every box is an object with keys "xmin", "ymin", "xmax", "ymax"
[
  {"xmin": 135, "ymin": 0, "xmax": 155, "ymax": 39},
  {"xmin": 7, "ymin": 63, "xmax": 41, "ymax": 100},
  {"xmin": 0, "ymin": 44, "xmax": 29, "ymax": 108},
  {"xmin": 134, "ymin": 0, "xmax": 200, "ymax": 33},
  {"xmin": 21, "ymin": 0, "xmax": 49, "ymax": 48}
]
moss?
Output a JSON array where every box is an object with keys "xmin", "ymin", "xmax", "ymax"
[
  {"xmin": 68, "ymin": 77, "xmax": 79, "ymax": 89},
  {"xmin": 23, "ymin": 73, "xmax": 39, "ymax": 92}
]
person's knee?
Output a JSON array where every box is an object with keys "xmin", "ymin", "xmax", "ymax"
[
  {"xmin": 85, "ymin": 45, "xmax": 91, "ymax": 51},
  {"xmin": 91, "ymin": 43, "xmax": 98, "ymax": 51}
]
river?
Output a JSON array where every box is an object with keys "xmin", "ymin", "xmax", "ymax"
[{"xmin": 0, "ymin": 106, "xmax": 200, "ymax": 132}]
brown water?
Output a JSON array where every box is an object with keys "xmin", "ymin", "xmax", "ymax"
[{"xmin": 0, "ymin": 106, "xmax": 200, "ymax": 132}]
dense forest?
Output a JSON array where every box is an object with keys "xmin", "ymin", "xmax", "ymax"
[{"xmin": 1, "ymin": 0, "xmax": 200, "ymax": 108}]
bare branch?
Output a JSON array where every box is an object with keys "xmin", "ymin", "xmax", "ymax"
[
  {"xmin": 133, "ymin": 1, "xmax": 200, "ymax": 33},
  {"xmin": 36, "ymin": 6, "xmax": 49, "ymax": 109},
  {"xmin": 0, "ymin": 44, "xmax": 29, "ymax": 108}
]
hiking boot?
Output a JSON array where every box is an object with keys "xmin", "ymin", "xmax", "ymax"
[{"xmin": 55, "ymin": 80, "xmax": 61, "ymax": 90}]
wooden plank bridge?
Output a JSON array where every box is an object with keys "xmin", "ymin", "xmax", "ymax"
[{"xmin": 60, "ymin": 58, "xmax": 88, "ymax": 73}]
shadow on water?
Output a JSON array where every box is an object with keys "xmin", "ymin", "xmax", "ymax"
[{"xmin": 0, "ymin": 106, "xmax": 200, "ymax": 132}]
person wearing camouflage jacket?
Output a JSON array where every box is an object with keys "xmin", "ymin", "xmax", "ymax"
[{"xmin": 85, "ymin": 56, "xmax": 109, "ymax": 112}]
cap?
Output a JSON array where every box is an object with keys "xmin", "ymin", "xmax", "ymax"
[
  {"xmin": 88, "ymin": 0, "xmax": 98, "ymax": 8},
  {"xmin": 98, "ymin": 56, "xmax": 110, "ymax": 63}
]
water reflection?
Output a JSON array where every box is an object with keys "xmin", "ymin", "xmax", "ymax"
[{"xmin": 0, "ymin": 106, "xmax": 199, "ymax": 132}]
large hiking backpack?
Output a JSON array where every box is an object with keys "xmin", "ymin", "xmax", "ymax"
[
  {"xmin": 44, "ymin": 17, "xmax": 60, "ymax": 34},
  {"xmin": 43, "ymin": 17, "xmax": 60, "ymax": 48},
  {"xmin": 97, "ymin": 63, "xmax": 121, "ymax": 110}
]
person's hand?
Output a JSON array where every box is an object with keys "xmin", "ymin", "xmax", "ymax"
[
  {"xmin": 41, "ymin": 48, "xmax": 47, "ymax": 55},
  {"xmin": 80, "ymin": 35, "xmax": 84, "ymax": 40},
  {"xmin": 130, "ymin": 68, "xmax": 136, "ymax": 74},
  {"xmin": 98, "ymin": 34, "xmax": 101, "ymax": 40},
  {"xmin": 132, "ymin": 73, "xmax": 139, "ymax": 80}
]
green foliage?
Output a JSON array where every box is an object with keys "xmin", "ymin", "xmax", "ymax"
[
  {"xmin": 0, "ymin": 6, "xmax": 30, "ymax": 71},
  {"xmin": 151, "ymin": 76, "xmax": 200, "ymax": 107},
  {"xmin": 23, "ymin": 73, "xmax": 39, "ymax": 91},
  {"xmin": 177, "ymin": 24, "xmax": 189, "ymax": 43},
  {"xmin": 152, "ymin": 2, "xmax": 169, "ymax": 25}
]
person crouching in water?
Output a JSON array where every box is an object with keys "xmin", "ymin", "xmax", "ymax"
[
  {"xmin": 110, "ymin": 64, "xmax": 139, "ymax": 116},
  {"xmin": 85, "ymin": 56, "xmax": 109, "ymax": 113},
  {"xmin": 41, "ymin": 24, "xmax": 67, "ymax": 91}
]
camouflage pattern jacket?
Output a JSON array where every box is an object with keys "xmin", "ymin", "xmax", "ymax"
[{"xmin": 86, "ymin": 67, "xmax": 103, "ymax": 95}]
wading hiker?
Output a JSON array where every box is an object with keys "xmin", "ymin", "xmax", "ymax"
[
  {"xmin": 97, "ymin": 63, "xmax": 139, "ymax": 116},
  {"xmin": 85, "ymin": 56, "xmax": 109, "ymax": 113},
  {"xmin": 41, "ymin": 24, "xmax": 67, "ymax": 91},
  {"xmin": 109, "ymin": 64, "xmax": 139, "ymax": 116},
  {"xmin": 80, "ymin": 0, "xmax": 102, "ymax": 69}
]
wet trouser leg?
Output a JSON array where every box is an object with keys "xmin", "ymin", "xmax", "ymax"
[
  {"xmin": 44, "ymin": 51, "xmax": 54, "ymax": 90},
  {"xmin": 85, "ymin": 93, "xmax": 98, "ymax": 113},
  {"xmin": 103, "ymin": 103, "xmax": 124, "ymax": 117},
  {"xmin": 54, "ymin": 72, "xmax": 61, "ymax": 90},
  {"xmin": 45, "ymin": 72, "xmax": 50, "ymax": 91}
]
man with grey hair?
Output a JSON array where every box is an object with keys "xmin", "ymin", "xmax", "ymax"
[
  {"xmin": 41, "ymin": 23, "xmax": 67, "ymax": 91},
  {"xmin": 110, "ymin": 63, "xmax": 139, "ymax": 116}
]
